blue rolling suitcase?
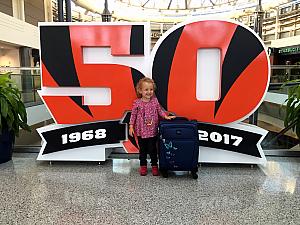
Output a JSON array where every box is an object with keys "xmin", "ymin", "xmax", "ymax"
[{"xmin": 158, "ymin": 119, "xmax": 199, "ymax": 179}]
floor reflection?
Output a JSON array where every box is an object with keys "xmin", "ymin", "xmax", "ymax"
[{"xmin": 0, "ymin": 153, "xmax": 299, "ymax": 224}]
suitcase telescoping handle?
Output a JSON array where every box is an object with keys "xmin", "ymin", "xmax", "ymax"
[
  {"xmin": 171, "ymin": 116, "xmax": 189, "ymax": 121},
  {"xmin": 167, "ymin": 112, "xmax": 198, "ymax": 122},
  {"xmin": 165, "ymin": 112, "xmax": 188, "ymax": 121}
]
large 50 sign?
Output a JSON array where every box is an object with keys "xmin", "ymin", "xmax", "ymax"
[
  {"xmin": 39, "ymin": 20, "xmax": 269, "ymax": 125},
  {"xmin": 38, "ymin": 20, "xmax": 269, "ymax": 164}
]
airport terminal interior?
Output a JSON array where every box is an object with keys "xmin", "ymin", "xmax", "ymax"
[{"xmin": 0, "ymin": 0, "xmax": 300, "ymax": 224}]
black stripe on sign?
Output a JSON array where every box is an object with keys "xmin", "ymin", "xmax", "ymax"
[
  {"xmin": 40, "ymin": 26, "xmax": 79, "ymax": 86},
  {"xmin": 214, "ymin": 25, "xmax": 264, "ymax": 117},
  {"xmin": 131, "ymin": 67, "xmax": 145, "ymax": 91},
  {"xmin": 130, "ymin": 25, "xmax": 144, "ymax": 55},
  {"xmin": 152, "ymin": 26, "xmax": 184, "ymax": 110},
  {"xmin": 40, "ymin": 26, "xmax": 92, "ymax": 117}
]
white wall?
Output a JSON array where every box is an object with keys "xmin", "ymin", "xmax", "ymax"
[
  {"xmin": 0, "ymin": 48, "xmax": 20, "ymax": 67},
  {"xmin": 0, "ymin": 11, "xmax": 39, "ymax": 49}
]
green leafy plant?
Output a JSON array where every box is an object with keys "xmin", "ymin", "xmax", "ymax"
[
  {"xmin": 282, "ymin": 79, "xmax": 300, "ymax": 140},
  {"xmin": 0, "ymin": 73, "xmax": 30, "ymax": 136}
]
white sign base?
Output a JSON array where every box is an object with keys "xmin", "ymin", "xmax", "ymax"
[{"xmin": 37, "ymin": 144, "xmax": 121, "ymax": 162}]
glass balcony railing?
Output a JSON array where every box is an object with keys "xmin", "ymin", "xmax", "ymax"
[
  {"xmin": 253, "ymin": 65, "xmax": 299, "ymax": 152},
  {"xmin": 269, "ymin": 65, "xmax": 300, "ymax": 94},
  {"xmin": 0, "ymin": 66, "xmax": 299, "ymax": 153},
  {"xmin": 1, "ymin": 65, "xmax": 298, "ymax": 105},
  {"xmin": 0, "ymin": 67, "xmax": 42, "ymax": 106}
]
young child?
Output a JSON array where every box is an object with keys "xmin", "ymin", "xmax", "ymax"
[{"xmin": 129, "ymin": 77, "xmax": 175, "ymax": 176}]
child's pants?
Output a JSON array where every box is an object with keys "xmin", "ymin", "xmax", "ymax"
[{"xmin": 137, "ymin": 136, "xmax": 158, "ymax": 166}]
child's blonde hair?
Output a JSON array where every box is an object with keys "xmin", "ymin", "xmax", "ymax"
[{"xmin": 136, "ymin": 77, "xmax": 157, "ymax": 98}]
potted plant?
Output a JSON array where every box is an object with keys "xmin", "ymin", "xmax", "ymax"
[
  {"xmin": 282, "ymin": 79, "xmax": 300, "ymax": 141},
  {"xmin": 0, "ymin": 73, "xmax": 30, "ymax": 164}
]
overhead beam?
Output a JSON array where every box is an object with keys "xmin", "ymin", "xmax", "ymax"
[
  {"xmin": 168, "ymin": 0, "xmax": 173, "ymax": 9},
  {"xmin": 142, "ymin": 0, "xmax": 151, "ymax": 7}
]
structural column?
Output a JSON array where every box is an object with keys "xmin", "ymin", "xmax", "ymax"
[
  {"xmin": 249, "ymin": 0, "xmax": 264, "ymax": 125},
  {"xmin": 12, "ymin": 0, "xmax": 25, "ymax": 20},
  {"xmin": 19, "ymin": 47, "xmax": 33, "ymax": 103}
]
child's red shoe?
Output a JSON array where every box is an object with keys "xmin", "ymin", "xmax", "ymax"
[
  {"xmin": 152, "ymin": 166, "xmax": 159, "ymax": 176},
  {"xmin": 140, "ymin": 166, "xmax": 147, "ymax": 176}
]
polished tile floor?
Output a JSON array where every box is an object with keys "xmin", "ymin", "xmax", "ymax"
[{"xmin": 0, "ymin": 153, "xmax": 300, "ymax": 225}]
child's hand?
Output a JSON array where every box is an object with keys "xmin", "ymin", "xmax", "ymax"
[
  {"xmin": 129, "ymin": 125, "xmax": 134, "ymax": 136},
  {"xmin": 164, "ymin": 115, "xmax": 176, "ymax": 120}
]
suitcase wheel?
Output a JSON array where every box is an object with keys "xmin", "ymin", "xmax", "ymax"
[
  {"xmin": 191, "ymin": 172, "xmax": 198, "ymax": 179},
  {"xmin": 191, "ymin": 171, "xmax": 198, "ymax": 179},
  {"xmin": 160, "ymin": 169, "xmax": 168, "ymax": 178}
]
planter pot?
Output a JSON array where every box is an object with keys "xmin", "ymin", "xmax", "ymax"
[{"xmin": 0, "ymin": 129, "xmax": 14, "ymax": 164}]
